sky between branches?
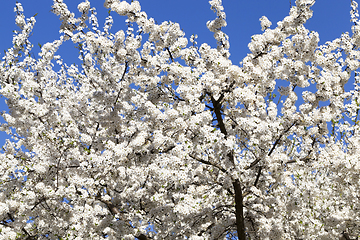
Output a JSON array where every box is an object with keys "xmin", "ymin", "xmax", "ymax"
[{"xmin": 0, "ymin": 0, "xmax": 353, "ymax": 146}]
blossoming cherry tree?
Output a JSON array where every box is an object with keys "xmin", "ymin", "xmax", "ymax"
[{"xmin": 1, "ymin": 0, "xmax": 360, "ymax": 239}]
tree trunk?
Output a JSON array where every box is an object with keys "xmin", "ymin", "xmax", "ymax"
[{"xmin": 233, "ymin": 179, "xmax": 246, "ymax": 240}]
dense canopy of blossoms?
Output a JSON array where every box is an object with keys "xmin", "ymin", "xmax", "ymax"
[{"xmin": 1, "ymin": 0, "xmax": 360, "ymax": 239}]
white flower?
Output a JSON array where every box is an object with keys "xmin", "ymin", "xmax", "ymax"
[
  {"xmin": 111, "ymin": 1, "xmax": 130, "ymax": 15},
  {"xmin": 260, "ymin": 16, "xmax": 272, "ymax": 31},
  {"xmin": 78, "ymin": 1, "xmax": 90, "ymax": 13},
  {"xmin": 14, "ymin": 3, "xmax": 23, "ymax": 12},
  {"xmin": 15, "ymin": 15, "xmax": 26, "ymax": 28}
]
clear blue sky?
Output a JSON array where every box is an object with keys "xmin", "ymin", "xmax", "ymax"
[{"xmin": 0, "ymin": 0, "xmax": 354, "ymax": 145}]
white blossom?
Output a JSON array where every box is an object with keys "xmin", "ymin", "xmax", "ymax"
[{"xmin": 260, "ymin": 16, "xmax": 272, "ymax": 31}]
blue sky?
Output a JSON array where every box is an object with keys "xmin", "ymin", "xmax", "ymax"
[
  {"xmin": 0, "ymin": 0, "xmax": 352, "ymax": 63},
  {"xmin": 0, "ymin": 0, "xmax": 355, "ymax": 145}
]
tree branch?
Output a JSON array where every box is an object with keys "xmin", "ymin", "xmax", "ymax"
[
  {"xmin": 189, "ymin": 153, "xmax": 228, "ymax": 174},
  {"xmin": 114, "ymin": 61, "xmax": 128, "ymax": 105},
  {"xmin": 246, "ymin": 121, "xmax": 297, "ymax": 170},
  {"xmin": 254, "ymin": 166, "xmax": 262, "ymax": 187},
  {"xmin": 165, "ymin": 47, "xmax": 174, "ymax": 62},
  {"xmin": 233, "ymin": 179, "xmax": 246, "ymax": 240}
]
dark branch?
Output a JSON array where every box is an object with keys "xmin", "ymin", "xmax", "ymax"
[
  {"xmin": 233, "ymin": 179, "xmax": 246, "ymax": 240},
  {"xmin": 247, "ymin": 121, "xmax": 297, "ymax": 170},
  {"xmin": 189, "ymin": 154, "xmax": 228, "ymax": 174},
  {"xmin": 114, "ymin": 61, "xmax": 128, "ymax": 105},
  {"xmin": 165, "ymin": 47, "xmax": 174, "ymax": 62},
  {"xmin": 254, "ymin": 166, "xmax": 262, "ymax": 187}
]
